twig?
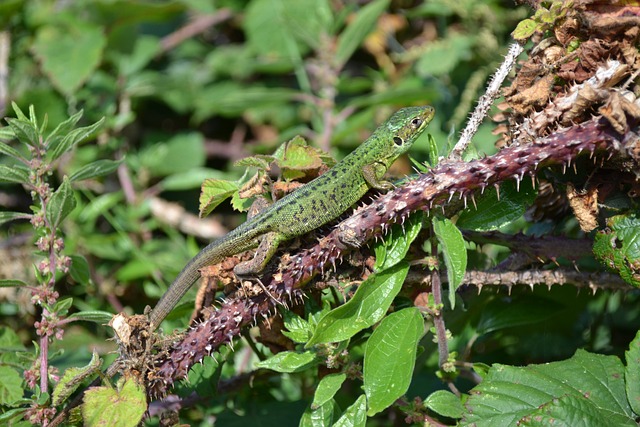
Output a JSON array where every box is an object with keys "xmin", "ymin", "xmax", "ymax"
[{"xmin": 159, "ymin": 9, "xmax": 233, "ymax": 55}]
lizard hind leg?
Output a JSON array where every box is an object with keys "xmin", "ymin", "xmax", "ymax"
[{"xmin": 233, "ymin": 231, "xmax": 284, "ymax": 276}]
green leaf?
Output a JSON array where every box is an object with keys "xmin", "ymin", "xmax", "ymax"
[
  {"xmin": 333, "ymin": 394, "xmax": 367, "ymax": 427},
  {"xmin": 301, "ymin": 399, "xmax": 340, "ymax": 427},
  {"xmin": 53, "ymin": 297, "xmax": 73, "ymax": 315},
  {"xmin": 48, "ymin": 117, "xmax": 105, "ymax": 161},
  {"xmin": 275, "ymin": 136, "xmax": 324, "ymax": 181},
  {"xmin": 312, "ymin": 373, "xmax": 347, "ymax": 409},
  {"xmin": 282, "ymin": 311, "xmax": 312, "ymax": 343},
  {"xmin": 5, "ymin": 117, "xmax": 39, "ymax": 147},
  {"xmin": 45, "ymin": 177, "xmax": 77, "ymax": 229},
  {"xmin": 32, "ymin": 22, "xmax": 106, "ymax": 96},
  {"xmin": 416, "ymin": 34, "xmax": 474, "ymax": 77},
  {"xmin": 0, "ymin": 279, "xmax": 29, "ymax": 288},
  {"xmin": 0, "ymin": 140, "xmax": 26, "ymax": 162},
  {"xmin": 139, "ymin": 132, "xmax": 205, "ymax": 177},
  {"xmin": 364, "ymin": 308, "xmax": 423, "ymax": 416},
  {"xmin": 256, "ymin": 351, "xmax": 317, "ymax": 373},
  {"xmin": 462, "ymin": 350, "xmax": 635, "ymax": 426},
  {"xmin": 244, "ymin": 0, "xmax": 332, "ymax": 58},
  {"xmin": 45, "ymin": 110, "xmax": 83, "ymax": 153},
  {"xmin": 0, "ymin": 366, "xmax": 23, "ymax": 405},
  {"xmin": 625, "ymin": 329, "xmax": 640, "ymax": 414},
  {"xmin": 307, "ymin": 262, "xmax": 409, "ymax": 346},
  {"xmin": 0, "ymin": 211, "xmax": 31, "ymax": 226},
  {"xmin": 69, "ymin": 159, "xmax": 123, "ymax": 182},
  {"xmin": 0, "ymin": 164, "xmax": 29, "ymax": 184},
  {"xmin": 433, "ymin": 217, "xmax": 466, "ymax": 309},
  {"xmin": 593, "ymin": 214, "xmax": 640, "ymax": 287},
  {"xmin": 69, "ymin": 255, "xmax": 91, "ymax": 284},
  {"xmin": 426, "ymin": 133, "xmax": 439, "ymax": 167},
  {"xmin": 456, "ymin": 180, "xmax": 537, "ymax": 231},
  {"xmin": 68, "ymin": 311, "xmax": 114, "ymax": 324},
  {"xmin": 52, "ymin": 351, "xmax": 102, "ymax": 406},
  {"xmin": 424, "ymin": 390, "xmax": 464, "ymax": 418},
  {"xmin": 82, "ymin": 378, "xmax": 146, "ymax": 427},
  {"xmin": 188, "ymin": 356, "xmax": 222, "ymax": 398},
  {"xmin": 374, "ymin": 212, "xmax": 423, "ymax": 271},
  {"xmin": 512, "ymin": 19, "xmax": 539, "ymax": 40},
  {"xmin": 199, "ymin": 178, "xmax": 240, "ymax": 218},
  {"xmin": 476, "ymin": 297, "xmax": 565, "ymax": 335},
  {"xmin": 335, "ymin": 0, "xmax": 390, "ymax": 66}
]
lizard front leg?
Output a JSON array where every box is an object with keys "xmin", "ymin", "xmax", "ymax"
[
  {"xmin": 233, "ymin": 231, "xmax": 284, "ymax": 276},
  {"xmin": 362, "ymin": 161, "xmax": 394, "ymax": 190}
]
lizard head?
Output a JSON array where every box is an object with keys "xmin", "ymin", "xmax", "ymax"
[{"xmin": 377, "ymin": 105, "xmax": 435, "ymax": 166}]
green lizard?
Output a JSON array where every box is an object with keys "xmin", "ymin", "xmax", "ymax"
[{"xmin": 149, "ymin": 106, "xmax": 435, "ymax": 330}]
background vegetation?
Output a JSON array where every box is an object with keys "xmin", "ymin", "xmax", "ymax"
[{"xmin": 1, "ymin": 0, "xmax": 639, "ymax": 426}]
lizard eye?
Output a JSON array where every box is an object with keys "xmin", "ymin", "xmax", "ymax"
[
  {"xmin": 393, "ymin": 136, "xmax": 403, "ymax": 145},
  {"xmin": 411, "ymin": 118, "xmax": 423, "ymax": 127}
]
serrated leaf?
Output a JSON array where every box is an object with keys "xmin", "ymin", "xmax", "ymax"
[
  {"xmin": 199, "ymin": 178, "xmax": 239, "ymax": 217},
  {"xmin": 374, "ymin": 212, "xmax": 423, "ymax": 271},
  {"xmin": 234, "ymin": 155, "xmax": 273, "ymax": 170},
  {"xmin": 462, "ymin": 350, "xmax": 635, "ymax": 427},
  {"xmin": 45, "ymin": 110, "xmax": 83, "ymax": 152},
  {"xmin": 45, "ymin": 177, "xmax": 77, "ymax": 228},
  {"xmin": 0, "ymin": 164, "xmax": 29, "ymax": 184},
  {"xmin": 0, "ymin": 279, "xmax": 29, "ymax": 287},
  {"xmin": 424, "ymin": 390, "xmax": 464, "ymax": 418},
  {"xmin": 593, "ymin": 214, "xmax": 640, "ymax": 287},
  {"xmin": 0, "ymin": 366, "xmax": 23, "ymax": 405},
  {"xmin": 33, "ymin": 22, "xmax": 106, "ymax": 96},
  {"xmin": 433, "ymin": 217, "xmax": 466, "ymax": 309},
  {"xmin": 456, "ymin": 180, "xmax": 537, "ymax": 231},
  {"xmin": 256, "ymin": 351, "xmax": 317, "ymax": 373},
  {"xmin": 5, "ymin": 117, "xmax": 39, "ymax": 146},
  {"xmin": 48, "ymin": 117, "xmax": 104, "ymax": 161},
  {"xmin": 625, "ymin": 329, "xmax": 640, "ymax": 414},
  {"xmin": 364, "ymin": 308, "xmax": 423, "ymax": 416},
  {"xmin": 68, "ymin": 311, "xmax": 114, "ymax": 324},
  {"xmin": 0, "ymin": 211, "xmax": 30, "ymax": 226},
  {"xmin": 335, "ymin": 0, "xmax": 390, "ymax": 66},
  {"xmin": 82, "ymin": 378, "xmax": 146, "ymax": 427},
  {"xmin": 333, "ymin": 394, "xmax": 367, "ymax": 427},
  {"xmin": 512, "ymin": 19, "xmax": 539, "ymax": 40},
  {"xmin": 312, "ymin": 374, "xmax": 347, "ymax": 409},
  {"xmin": 69, "ymin": 159, "xmax": 122, "ymax": 182},
  {"xmin": 52, "ymin": 351, "xmax": 101, "ymax": 406},
  {"xmin": 307, "ymin": 262, "xmax": 409, "ymax": 346}
]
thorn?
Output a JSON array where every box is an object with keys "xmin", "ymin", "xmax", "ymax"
[
  {"xmin": 515, "ymin": 176, "xmax": 520, "ymax": 192},
  {"xmin": 494, "ymin": 184, "xmax": 500, "ymax": 201},
  {"xmin": 531, "ymin": 174, "xmax": 536, "ymax": 189},
  {"xmin": 507, "ymin": 285, "xmax": 512, "ymax": 295},
  {"xmin": 562, "ymin": 163, "xmax": 567, "ymax": 174},
  {"xmin": 448, "ymin": 190, "xmax": 455, "ymax": 203},
  {"xmin": 471, "ymin": 193, "xmax": 477, "ymax": 209},
  {"xmin": 573, "ymin": 163, "xmax": 577, "ymax": 174},
  {"xmin": 477, "ymin": 284, "xmax": 483, "ymax": 295},
  {"xmin": 441, "ymin": 205, "xmax": 445, "ymax": 214}
]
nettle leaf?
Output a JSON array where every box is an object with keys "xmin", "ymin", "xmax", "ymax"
[
  {"xmin": 307, "ymin": 262, "xmax": 409, "ymax": 346},
  {"xmin": 456, "ymin": 179, "xmax": 537, "ymax": 231},
  {"xmin": 462, "ymin": 349, "xmax": 636, "ymax": 427},
  {"xmin": 335, "ymin": 0, "xmax": 390, "ymax": 66},
  {"xmin": 69, "ymin": 254, "xmax": 91, "ymax": 284},
  {"xmin": 593, "ymin": 214, "xmax": 640, "ymax": 287},
  {"xmin": 282, "ymin": 311, "xmax": 312, "ymax": 343},
  {"xmin": 433, "ymin": 217, "xmax": 466, "ymax": 309},
  {"xmin": 424, "ymin": 390, "xmax": 464, "ymax": 419},
  {"xmin": 82, "ymin": 378, "xmax": 146, "ymax": 427},
  {"xmin": 374, "ymin": 212, "xmax": 423, "ymax": 271},
  {"xmin": 48, "ymin": 117, "xmax": 105, "ymax": 161},
  {"xmin": 0, "ymin": 164, "xmax": 29, "ymax": 184},
  {"xmin": 0, "ymin": 366, "xmax": 23, "ymax": 406},
  {"xmin": 476, "ymin": 297, "xmax": 565, "ymax": 335},
  {"xmin": 32, "ymin": 22, "xmax": 106, "ymax": 96},
  {"xmin": 256, "ymin": 351, "xmax": 317, "ymax": 373},
  {"xmin": 312, "ymin": 373, "xmax": 347, "ymax": 409},
  {"xmin": 45, "ymin": 110, "xmax": 83, "ymax": 153},
  {"xmin": 625, "ymin": 330, "xmax": 640, "ymax": 414},
  {"xmin": 0, "ymin": 279, "xmax": 29, "ymax": 288},
  {"xmin": 45, "ymin": 177, "xmax": 77, "ymax": 229},
  {"xmin": 69, "ymin": 159, "xmax": 123, "ymax": 182},
  {"xmin": 52, "ymin": 351, "xmax": 101, "ymax": 406},
  {"xmin": 0, "ymin": 140, "xmax": 26, "ymax": 162},
  {"xmin": 199, "ymin": 179, "xmax": 239, "ymax": 218},
  {"xmin": 68, "ymin": 311, "xmax": 114, "ymax": 324},
  {"xmin": 334, "ymin": 394, "xmax": 367, "ymax": 427},
  {"xmin": 364, "ymin": 307, "xmax": 424, "ymax": 416}
]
